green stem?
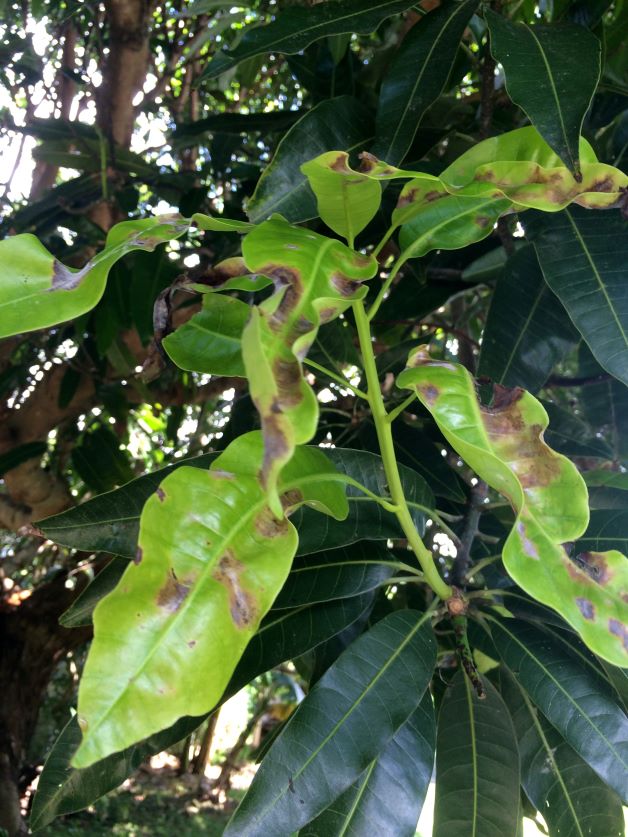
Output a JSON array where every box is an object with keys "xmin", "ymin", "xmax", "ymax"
[
  {"xmin": 352, "ymin": 299, "xmax": 452, "ymax": 600},
  {"xmin": 367, "ymin": 255, "xmax": 405, "ymax": 322},
  {"xmin": 386, "ymin": 393, "xmax": 418, "ymax": 424},
  {"xmin": 303, "ymin": 358, "xmax": 368, "ymax": 400},
  {"xmin": 283, "ymin": 472, "xmax": 399, "ymax": 514},
  {"xmin": 371, "ymin": 224, "xmax": 397, "ymax": 259}
]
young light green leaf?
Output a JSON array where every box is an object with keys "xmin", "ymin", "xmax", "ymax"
[
  {"xmin": 240, "ymin": 217, "xmax": 376, "ymax": 512},
  {"xmin": 478, "ymin": 245, "xmax": 578, "ymax": 392},
  {"xmin": 225, "ymin": 609, "xmax": 436, "ymax": 837},
  {"xmin": 372, "ymin": 0, "xmax": 478, "ymax": 165},
  {"xmin": 72, "ymin": 434, "xmax": 348, "ymax": 768},
  {"xmin": 247, "ymin": 96, "xmax": 374, "ymax": 224},
  {"xmin": 398, "ymin": 349, "xmax": 628, "ymax": 666},
  {"xmin": 488, "ymin": 617, "xmax": 628, "ymax": 802},
  {"xmin": 198, "ymin": 0, "xmax": 416, "ymax": 80},
  {"xmin": 300, "ymin": 693, "xmax": 435, "ymax": 837},
  {"xmin": 501, "ymin": 669, "xmax": 625, "ymax": 837},
  {"xmin": 162, "ymin": 293, "xmax": 249, "ymax": 376},
  {"xmin": 433, "ymin": 671, "xmax": 520, "ymax": 837},
  {"xmin": 485, "ymin": 12, "xmax": 601, "ymax": 176},
  {"xmin": 526, "ymin": 205, "xmax": 628, "ymax": 388}
]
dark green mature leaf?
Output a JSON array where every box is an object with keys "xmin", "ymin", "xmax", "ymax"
[
  {"xmin": 0, "ymin": 441, "xmax": 47, "ymax": 477},
  {"xmin": 162, "ymin": 293, "xmax": 249, "ymax": 376},
  {"xmin": 502, "ymin": 669, "xmax": 625, "ymax": 837},
  {"xmin": 576, "ymin": 510, "xmax": 628, "ymax": 554},
  {"xmin": 31, "ymin": 593, "xmax": 372, "ymax": 829},
  {"xmin": 391, "ymin": 421, "xmax": 467, "ymax": 502},
  {"xmin": 478, "ymin": 246, "xmax": 577, "ymax": 392},
  {"xmin": 247, "ymin": 96, "xmax": 374, "ymax": 224},
  {"xmin": 485, "ymin": 11, "xmax": 601, "ymax": 175},
  {"xmin": 300, "ymin": 693, "xmax": 435, "ymax": 837},
  {"xmin": 433, "ymin": 672, "xmax": 520, "ymax": 837},
  {"xmin": 199, "ymin": 0, "xmax": 415, "ymax": 80},
  {"xmin": 71, "ymin": 426, "xmax": 134, "ymax": 493},
  {"xmin": 372, "ymin": 0, "xmax": 477, "ymax": 165},
  {"xmin": 526, "ymin": 207, "xmax": 628, "ymax": 388},
  {"xmin": 172, "ymin": 110, "xmax": 302, "ymax": 142},
  {"xmin": 541, "ymin": 400, "xmax": 613, "ymax": 460},
  {"xmin": 59, "ymin": 559, "xmax": 127, "ymax": 628},
  {"xmin": 489, "ymin": 617, "xmax": 628, "ymax": 802},
  {"xmin": 577, "ymin": 349, "xmax": 628, "ymax": 463},
  {"xmin": 225, "ymin": 609, "xmax": 436, "ymax": 836}
]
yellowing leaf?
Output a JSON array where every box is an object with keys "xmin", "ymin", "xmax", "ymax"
[{"xmin": 398, "ymin": 348, "xmax": 628, "ymax": 666}]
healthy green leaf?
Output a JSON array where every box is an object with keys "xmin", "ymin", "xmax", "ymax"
[
  {"xmin": 398, "ymin": 349, "xmax": 628, "ymax": 666},
  {"xmin": 485, "ymin": 12, "xmax": 601, "ymax": 176},
  {"xmin": 224, "ymin": 609, "xmax": 436, "ymax": 836},
  {"xmin": 59, "ymin": 559, "xmax": 127, "ymax": 628},
  {"xmin": 240, "ymin": 217, "xmax": 375, "ymax": 512},
  {"xmin": 541, "ymin": 399, "xmax": 613, "ymax": 460},
  {"xmin": 0, "ymin": 441, "xmax": 47, "ymax": 477},
  {"xmin": 72, "ymin": 435, "xmax": 348, "ymax": 767},
  {"xmin": 372, "ymin": 0, "xmax": 478, "ymax": 165},
  {"xmin": 198, "ymin": 0, "xmax": 415, "ymax": 80},
  {"xmin": 488, "ymin": 617, "xmax": 628, "ymax": 802},
  {"xmin": 576, "ymin": 510, "xmax": 628, "ymax": 554},
  {"xmin": 247, "ymin": 96, "xmax": 374, "ymax": 224},
  {"xmin": 526, "ymin": 205, "xmax": 628, "ymax": 388},
  {"xmin": 501, "ymin": 668, "xmax": 625, "ymax": 837},
  {"xmin": 300, "ymin": 692, "xmax": 435, "ymax": 837},
  {"xmin": 433, "ymin": 671, "xmax": 520, "ymax": 837},
  {"xmin": 162, "ymin": 293, "xmax": 249, "ymax": 376},
  {"xmin": 478, "ymin": 245, "xmax": 578, "ymax": 392}
]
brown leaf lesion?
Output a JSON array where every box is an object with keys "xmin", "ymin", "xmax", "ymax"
[
  {"xmin": 213, "ymin": 551, "xmax": 258, "ymax": 629},
  {"xmin": 156, "ymin": 569, "xmax": 191, "ymax": 613}
]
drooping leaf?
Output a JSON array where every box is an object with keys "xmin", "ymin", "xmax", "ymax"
[
  {"xmin": 300, "ymin": 692, "xmax": 435, "ymax": 837},
  {"xmin": 488, "ymin": 617, "xmax": 628, "ymax": 802},
  {"xmin": 372, "ymin": 0, "xmax": 478, "ymax": 165},
  {"xmin": 485, "ymin": 12, "xmax": 601, "ymax": 176},
  {"xmin": 526, "ymin": 205, "xmax": 628, "ymax": 388},
  {"xmin": 478, "ymin": 245, "xmax": 578, "ymax": 392},
  {"xmin": 198, "ymin": 0, "xmax": 415, "ymax": 80},
  {"xmin": 59, "ymin": 559, "xmax": 127, "ymax": 628},
  {"xmin": 32, "ymin": 592, "xmax": 371, "ymax": 830},
  {"xmin": 398, "ymin": 349, "xmax": 628, "ymax": 666},
  {"xmin": 0, "ymin": 213, "xmax": 250, "ymax": 339},
  {"xmin": 224, "ymin": 609, "xmax": 436, "ymax": 836},
  {"xmin": 440, "ymin": 126, "xmax": 626, "ymax": 210},
  {"xmin": 433, "ymin": 671, "xmax": 520, "ymax": 837},
  {"xmin": 501, "ymin": 668, "xmax": 625, "ymax": 837},
  {"xmin": 162, "ymin": 293, "xmax": 249, "ymax": 376},
  {"xmin": 72, "ymin": 435, "xmax": 348, "ymax": 767},
  {"xmin": 240, "ymin": 217, "xmax": 376, "ymax": 512},
  {"xmin": 246, "ymin": 96, "xmax": 374, "ymax": 224}
]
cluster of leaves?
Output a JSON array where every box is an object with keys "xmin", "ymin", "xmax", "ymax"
[{"xmin": 0, "ymin": 0, "xmax": 627, "ymax": 835}]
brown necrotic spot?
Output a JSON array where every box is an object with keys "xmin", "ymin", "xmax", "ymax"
[
  {"xmin": 273, "ymin": 358, "xmax": 304, "ymax": 407},
  {"xmin": 330, "ymin": 153, "xmax": 350, "ymax": 172},
  {"xmin": 589, "ymin": 176, "xmax": 614, "ymax": 193},
  {"xmin": 255, "ymin": 506, "xmax": 290, "ymax": 538},
  {"xmin": 573, "ymin": 551, "xmax": 612, "ymax": 584},
  {"xmin": 213, "ymin": 551, "xmax": 258, "ymax": 629},
  {"xmin": 156, "ymin": 569, "xmax": 191, "ymax": 613},
  {"xmin": 134, "ymin": 547, "xmax": 143, "ymax": 565},
  {"xmin": 156, "ymin": 487, "xmax": 166, "ymax": 502},
  {"xmin": 609, "ymin": 618, "xmax": 628, "ymax": 652},
  {"xmin": 281, "ymin": 488, "xmax": 304, "ymax": 515},
  {"xmin": 576, "ymin": 597, "xmax": 595, "ymax": 620},
  {"xmin": 331, "ymin": 274, "xmax": 359, "ymax": 298}
]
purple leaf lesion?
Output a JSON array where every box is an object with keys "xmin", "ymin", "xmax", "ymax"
[{"xmin": 156, "ymin": 569, "xmax": 192, "ymax": 613}]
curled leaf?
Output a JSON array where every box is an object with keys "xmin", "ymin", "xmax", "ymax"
[{"xmin": 398, "ymin": 348, "xmax": 628, "ymax": 666}]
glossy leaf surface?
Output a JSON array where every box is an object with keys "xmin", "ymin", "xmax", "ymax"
[
  {"xmin": 300, "ymin": 693, "xmax": 435, "ymax": 837},
  {"xmin": 372, "ymin": 0, "xmax": 478, "ymax": 165},
  {"xmin": 485, "ymin": 12, "xmax": 601, "ymax": 175},
  {"xmin": 478, "ymin": 245, "xmax": 577, "ymax": 392},
  {"xmin": 73, "ymin": 436, "xmax": 348, "ymax": 767},
  {"xmin": 162, "ymin": 293, "xmax": 249, "ymax": 376},
  {"xmin": 199, "ymin": 0, "xmax": 415, "ymax": 80},
  {"xmin": 489, "ymin": 617, "xmax": 628, "ymax": 802},
  {"xmin": 433, "ymin": 672, "xmax": 520, "ymax": 837},
  {"xmin": 526, "ymin": 205, "xmax": 628, "ymax": 388},
  {"xmin": 502, "ymin": 669, "xmax": 625, "ymax": 837},
  {"xmin": 240, "ymin": 217, "xmax": 375, "ymax": 510},
  {"xmin": 398, "ymin": 349, "xmax": 628, "ymax": 666},
  {"xmin": 225, "ymin": 610, "xmax": 436, "ymax": 836}
]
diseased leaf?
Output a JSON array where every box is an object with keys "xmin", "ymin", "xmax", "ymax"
[
  {"xmin": 300, "ymin": 693, "xmax": 435, "ymax": 837},
  {"xmin": 199, "ymin": 0, "xmax": 415, "ymax": 80},
  {"xmin": 162, "ymin": 293, "xmax": 249, "ymax": 376},
  {"xmin": 240, "ymin": 217, "xmax": 376, "ymax": 512},
  {"xmin": 398, "ymin": 350, "xmax": 628, "ymax": 666},
  {"xmin": 72, "ymin": 434, "xmax": 348, "ymax": 767},
  {"xmin": 372, "ymin": 0, "xmax": 478, "ymax": 165},
  {"xmin": 478, "ymin": 245, "xmax": 578, "ymax": 392},
  {"xmin": 489, "ymin": 617, "xmax": 628, "ymax": 802},
  {"xmin": 225, "ymin": 609, "xmax": 436, "ymax": 836},
  {"xmin": 433, "ymin": 672, "xmax": 520, "ymax": 837},
  {"xmin": 526, "ymin": 205, "xmax": 628, "ymax": 388},
  {"xmin": 485, "ymin": 12, "xmax": 601, "ymax": 176},
  {"xmin": 247, "ymin": 97, "xmax": 374, "ymax": 224},
  {"xmin": 501, "ymin": 668, "xmax": 625, "ymax": 837}
]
